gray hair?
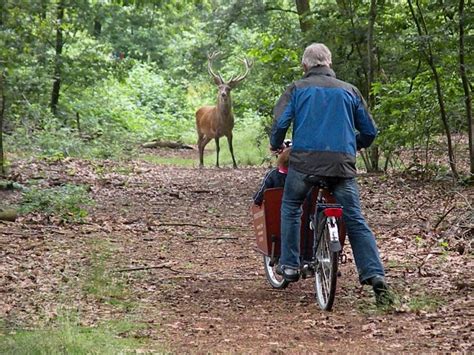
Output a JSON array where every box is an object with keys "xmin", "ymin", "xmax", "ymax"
[{"xmin": 301, "ymin": 43, "xmax": 332, "ymax": 68}]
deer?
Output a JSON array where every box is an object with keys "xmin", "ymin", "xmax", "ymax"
[{"xmin": 196, "ymin": 52, "xmax": 252, "ymax": 168}]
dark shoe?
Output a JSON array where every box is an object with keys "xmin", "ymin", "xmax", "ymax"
[
  {"xmin": 369, "ymin": 276, "xmax": 394, "ymax": 306},
  {"xmin": 276, "ymin": 265, "xmax": 300, "ymax": 282}
]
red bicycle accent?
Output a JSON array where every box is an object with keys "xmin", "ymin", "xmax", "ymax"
[{"xmin": 323, "ymin": 208, "xmax": 343, "ymax": 218}]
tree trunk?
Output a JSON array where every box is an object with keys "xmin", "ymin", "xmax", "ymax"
[
  {"xmin": 295, "ymin": 0, "xmax": 312, "ymax": 34},
  {"xmin": 367, "ymin": 0, "xmax": 376, "ymax": 108},
  {"xmin": 50, "ymin": 0, "xmax": 65, "ymax": 116},
  {"xmin": 94, "ymin": 19, "xmax": 102, "ymax": 38},
  {"xmin": 336, "ymin": 0, "xmax": 368, "ymax": 98},
  {"xmin": 0, "ymin": 0, "xmax": 5, "ymax": 26},
  {"xmin": 408, "ymin": 0, "xmax": 459, "ymax": 180},
  {"xmin": 142, "ymin": 140, "xmax": 194, "ymax": 149},
  {"xmin": 40, "ymin": 0, "xmax": 48, "ymax": 20},
  {"xmin": 459, "ymin": 0, "xmax": 473, "ymax": 178},
  {"xmin": 0, "ymin": 70, "xmax": 5, "ymax": 177},
  {"xmin": 365, "ymin": 0, "xmax": 380, "ymax": 172}
]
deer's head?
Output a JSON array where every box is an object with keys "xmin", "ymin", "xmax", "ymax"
[{"xmin": 207, "ymin": 51, "xmax": 253, "ymax": 102}]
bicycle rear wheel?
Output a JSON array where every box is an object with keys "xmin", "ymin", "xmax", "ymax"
[
  {"xmin": 314, "ymin": 215, "xmax": 339, "ymax": 311},
  {"xmin": 263, "ymin": 256, "xmax": 289, "ymax": 289}
]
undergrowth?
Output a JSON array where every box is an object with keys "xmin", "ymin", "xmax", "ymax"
[
  {"xmin": 19, "ymin": 184, "xmax": 93, "ymax": 222},
  {"xmin": 82, "ymin": 239, "xmax": 134, "ymax": 310},
  {"xmin": 0, "ymin": 315, "xmax": 153, "ymax": 354}
]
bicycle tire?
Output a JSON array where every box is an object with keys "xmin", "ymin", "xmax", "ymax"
[
  {"xmin": 263, "ymin": 255, "xmax": 289, "ymax": 289},
  {"xmin": 314, "ymin": 214, "xmax": 339, "ymax": 311}
]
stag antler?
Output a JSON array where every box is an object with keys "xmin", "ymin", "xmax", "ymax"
[
  {"xmin": 207, "ymin": 51, "xmax": 224, "ymax": 85},
  {"xmin": 227, "ymin": 57, "xmax": 253, "ymax": 88}
]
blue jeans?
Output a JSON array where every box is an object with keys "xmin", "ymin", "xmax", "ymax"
[{"xmin": 280, "ymin": 167, "xmax": 385, "ymax": 284}]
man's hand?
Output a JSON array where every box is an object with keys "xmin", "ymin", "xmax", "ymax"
[{"xmin": 269, "ymin": 144, "xmax": 284, "ymax": 154}]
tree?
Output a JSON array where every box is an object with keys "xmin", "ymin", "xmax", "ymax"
[
  {"xmin": 295, "ymin": 0, "xmax": 313, "ymax": 36},
  {"xmin": 458, "ymin": 0, "xmax": 473, "ymax": 179},
  {"xmin": 50, "ymin": 0, "xmax": 65, "ymax": 116},
  {"xmin": 408, "ymin": 0, "xmax": 459, "ymax": 180},
  {"xmin": 363, "ymin": 0, "xmax": 380, "ymax": 172},
  {"xmin": 0, "ymin": 70, "xmax": 5, "ymax": 176}
]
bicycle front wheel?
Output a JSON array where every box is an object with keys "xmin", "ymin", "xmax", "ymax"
[{"xmin": 314, "ymin": 216, "xmax": 339, "ymax": 311}]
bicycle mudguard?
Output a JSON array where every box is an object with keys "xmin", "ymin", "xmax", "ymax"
[
  {"xmin": 329, "ymin": 240, "xmax": 342, "ymax": 252},
  {"xmin": 327, "ymin": 217, "xmax": 342, "ymax": 252}
]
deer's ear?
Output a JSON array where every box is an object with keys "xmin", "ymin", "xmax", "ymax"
[
  {"xmin": 212, "ymin": 76, "xmax": 222, "ymax": 85},
  {"xmin": 228, "ymin": 81, "xmax": 239, "ymax": 89}
]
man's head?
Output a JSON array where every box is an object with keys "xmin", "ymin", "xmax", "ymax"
[{"xmin": 301, "ymin": 43, "xmax": 332, "ymax": 72}]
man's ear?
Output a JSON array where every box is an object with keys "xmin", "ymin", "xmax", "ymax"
[{"xmin": 302, "ymin": 63, "xmax": 308, "ymax": 73}]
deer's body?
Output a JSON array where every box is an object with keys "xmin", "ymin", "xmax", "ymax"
[
  {"xmin": 196, "ymin": 104, "xmax": 234, "ymax": 140},
  {"xmin": 196, "ymin": 52, "xmax": 252, "ymax": 168}
]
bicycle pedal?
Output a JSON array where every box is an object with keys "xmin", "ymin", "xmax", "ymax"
[{"xmin": 301, "ymin": 264, "xmax": 315, "ymax": 279}]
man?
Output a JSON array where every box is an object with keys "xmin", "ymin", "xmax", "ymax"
[{"xmin": 270, "ymin": 43, "xmax": 391, "ymax": 305}]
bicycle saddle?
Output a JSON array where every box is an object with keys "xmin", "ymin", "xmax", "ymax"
[{"xmin": 304, "ymin": 175, "xmax": 340, "ymax": 190}]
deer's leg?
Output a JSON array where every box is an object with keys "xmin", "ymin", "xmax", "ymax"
[
  {"xmin": 215, "ymin": 137, "xmax": 220, "ymax": 168},
  {"xmin": 227, "ymin": 133, "xmax": 237, "ymax": 169},
  {"xmin": 198, "ymin": 135, "xmax": 211, "ymax": 168}
]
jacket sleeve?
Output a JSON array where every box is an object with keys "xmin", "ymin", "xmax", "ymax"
[
  {"xmin": 353, "ymin": 89, "xmax": 378, "ymax": 150},
  {"xmin": 270, "ymin": 84, "xmax": 295, "ymax": 150}
]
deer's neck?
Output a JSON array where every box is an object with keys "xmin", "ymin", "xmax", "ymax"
[{"xmin": 217, "ymin": 96, "xmax": 233, "ymax": 122}]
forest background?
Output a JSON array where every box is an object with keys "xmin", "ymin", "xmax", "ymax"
[
  {"xmin": 0, "ymin": 0, "xmax": 473, "ymax": 179},
  {"xmin": 1, "ymin": 0, "xmax": 473, "ymax": 353}
]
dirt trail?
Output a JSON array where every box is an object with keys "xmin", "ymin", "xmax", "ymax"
[{"xmin": 1, "ymin": 155, "xmax": 472, "ymax": 353}]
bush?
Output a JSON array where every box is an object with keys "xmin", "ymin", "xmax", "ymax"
[{"xmin": 19, "ymin": 184, "xmax": 93, "ymax": 222}]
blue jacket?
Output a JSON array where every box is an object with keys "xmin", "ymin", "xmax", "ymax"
[{"xmin": 270, "ymin": 66, "xmax": 377, "ymax": 177}]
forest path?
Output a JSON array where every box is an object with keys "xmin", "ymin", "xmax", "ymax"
[{"xmin": 1, "ymin": 151, "xmax": 472, "ymax": 353}]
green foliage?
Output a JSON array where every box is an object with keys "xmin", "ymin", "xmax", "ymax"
[
  {"xmin": 63, "ymin": 62, "xmax": 194, "ymax": 143},
  {"xmin": 372, "ymin": 73, "xmax": 442, "ymax": 153},
  {"xmin": 19, "ymin": 184, "xmax": 93, "ymax": 222},
  {"xmin": 0, "ymin": 0, "xmax": 471, "ymax": 174}
]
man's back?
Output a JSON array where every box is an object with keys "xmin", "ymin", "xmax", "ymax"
[{"xmin": 271, "ymin": 66, "xmax": 377, "ymax": 178}]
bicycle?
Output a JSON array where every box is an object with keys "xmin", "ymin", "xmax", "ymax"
[{"xmin": 251, "ymin": 178, "xmax": 346, "ymax": 311}]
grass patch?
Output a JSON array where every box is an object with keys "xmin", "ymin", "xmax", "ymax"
[
  {"xmin": 139, "ymin": 154, "xmax": 197, "ymax": 167},
  {"xmin": 0, "ymin": 316, "xmax": 154, "ymax": 354},
  {"xmin": 357, "ymin": 289, "xmax": 399, "ymax": 315},
  {"xmin": 407, "ymin": 294, "xmax": 445, "ymax": 312},
  {"xmin": 19, "ymin": 184, "xmax": 93, "ymax": 222},
  {"xmin": 6, "ymin": 125, "xmax": 141, "ymax": 162},
  {"xmin": 386, "ymin": 260, "xmax": 416, "ymax": 269},
  {"xmin": 82, "ymin": 240, "xmax": 134, "ymax": 310},
  {"xmin": 211, "ymin": 131, "xmax": 267, "ymax": 167},
  {"xmin": 357, "ymin": 286, "xmax": 445, "ymax": 315}
]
